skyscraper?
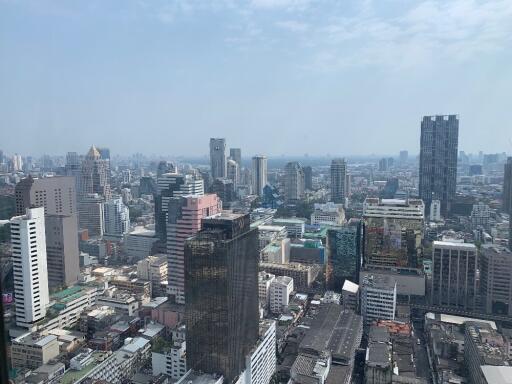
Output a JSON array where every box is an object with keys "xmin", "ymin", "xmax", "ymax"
[
  {"xmin": 503, "ymin": 157, "xmax": 512, "ymax": 213},
  {"xmin": 10, "ymin": 207, "xmax": 50, "ymax": 330},
  {"xmin": 229, "ymin": 148, "xmax": 242, "ymax": 168},
  {"xmin": 78, "ymin": 194, "xmax": 105, "ymax": 237},
  {"xmin": 104, "ymin": 197, "xmax": 130, "ymax": 238},
  {"xmin": 330, "ymin": 158, "xmax": 346, "ymax": 204},
  {"xmin": 303, "ymin": 166, "xmax": 312, "ymax": 191},
  {"xmin": 80, "ymin": 145, "xmax": 111, "ymax": 200},
  {"xmin": 167, "ymin": 194, "xmax": 221, "ymax": 303},
  {"xmin": 226, "ymin": 159, "xmax": 239, "ymax": 187},
  {"xmin": 210, "ymin": 138, "xmax": 226, "ymax": 179},
  {"xmin": 419, "ymin": 115, "xmax": 459, "ymax": 215},
  {"xmin": 185, "ymin": 212, "xmax": 259, "ymax": 382},
  {"xmin": 252, "ymin": 155, "xmax": 267, "ymax": 197},
  {"xmin": 284, "ymin": 162, "xmax": 305, "ymax": 202},
  {"xmin": 399, "ymin": 150, "xmax": 408, "ymax": 164}
]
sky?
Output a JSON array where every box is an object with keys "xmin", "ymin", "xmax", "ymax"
[{"xmin": 1, "ymin": 0, "xmax": 512, "ymax": 158}]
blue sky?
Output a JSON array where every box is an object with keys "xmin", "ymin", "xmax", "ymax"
[{"xmin": 1, "ymin": 0, "xmax": 512, "ymax": 157}]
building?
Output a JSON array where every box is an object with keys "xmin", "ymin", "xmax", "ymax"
[
  {"xmin": 269, "ymin": 276, "xmax": 294, "ymax": 313},
  {"xmin": 11, "ymin": 333, "xmax": 60, "ymax": 369},
  {"xmin": 78, "ymin": 193, "xmax": 105, "ymax": 237},
  {"xmin": 45, "ymin": 214, "xmax": 80, "ymax": 288},
  {"xmin": 464, "ymin": 321, "xmax": 508, "ymax": 384},
  {"xmin": 303, "ymin": 166, "xmax": 313, "ymax": 191},
  {"xmin": 104, "ymin": 197, "xmax": 130, "ymax": 238},
  {"xmin": 230, "ymin": 148, "xmax": 242, "ymax": 169},
  {"xmin": 471, "ymin": 202, "xmax": 491, "ymax": 230},
  {"xmin": 430, "ymin": 199, "xmax": 442, "ymax": 222},
  {"xmin": 80, "ymin": 145, "xmax": 111, "ymax": 199},
  {"xmin": 259, "ymin": 262, "xmax": 320, "ymax": 290},
  {"xmin": 364, "ymin": 326, "xmax": 392, "ymax": 384},
  {"xmin": 258, "ymin": 225, "xmax": 287, "ymax": 250},
  {"xmin": 167, "ymin": 194, "xmax": 221, "ymax": 303},
  {"xmin": 504, "ymin": 157, "xmax": 512, "ymax": 213},
  {"xmin": 227, "ymin": 159, "xmax": 240, "ymax": 187},
  {"xmin": 185, "ymin": 212, "xmax": 259, "ymax": 382},
  {"xmin": 342, "ymin": 280, "xmax": 359, "ymax": 311},
  {"xmin": 125, "ymin": 226, "xmax": 159, "ymax": 261},
  {"xmin": 326, "ymin": 221, "xmax": 362, "ymax": 291},
  {"xmin": 241, "ymin": 320, "xmax": 277, "ymax": 384},
  {"xmin": 97, "ymin": 291, "xmax": 139, "ymax": 316},
  {"xmin": 272, "ymin": 217, "xmax": 305, "ymax": 238},
  {"xmin": 137, "ymin": 255, "xmax": 168, "ymax": 297},
  {"xmin": 310, "ymin": 202, "xmax": 345, "ymax": 225},
  {"xmin": 360, "ymin": 272, "xmax": 397, "ymax": 326},
  {"xmin": 210, "ymin": 138, "xmax": 227, "ymax": 179},
  {"xmin": 11, "ymin": 207, "xmax": 50, "ymax": 329},
  {"xmin": 363, "ymin": 198, "xmax": 424, "ymax": 268},
  {"xmin": 399, "ymin": 150, "xmax": 408, "ymax": 164},
  {"xmin": 152, "ymin": 338, "xmax": 187, "ymax": 380},
  {"xmin": 252, "ymin": 155, "xmax": 268, "ymax": 197},
  {"xmin": 284, "ymin": 162, "xmax": 305, "ymax": 202},
  {"xmin": 431, "ymin": 240, "xmax": 478, "ymax": 311},
  {"xmin": 330, "ymin": 159, "xmax": 347, "ymax": 204},
  {"xmin": 419, "ymin": 115, "xmax": 459, "ymax": 215},
  {"xmin": 259, "ymin": 272, "xmax": 275, "ymax": 309},
  {"xmin": 480, "ymin": 244, "xmax": 512, "ymax": 317},
  {"xmin": 211, "ymin": 178, "xmax": 236, "ymax": 205}
]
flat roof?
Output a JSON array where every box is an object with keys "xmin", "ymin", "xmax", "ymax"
[
  {"xmin": 433, "ymin": 240, "xmax": 476, "ymax": 250},
  {"xmin": 425, "ymin": 312, "xmax": 497, "ymax": 330},
  {"xmin": 342, "ymin": 280, "xmax": 359, "ymax": 294},
  {"xmin": 481, "ymin": 366, "xmax": 512, "ymax": 384}
]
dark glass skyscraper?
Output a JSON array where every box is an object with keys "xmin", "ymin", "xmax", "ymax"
[
  {"xmin": 303, "ymin": 166, "xmax": 313, "ymax": 190},
  {"xmin": 185, "ymin": 213, "xmax": 259, "ymax": 382},
  {"xmin": 503, "ymin": 157, "xmax": 512, "ymax": 214},
  {"xmin": 330, "ymin": 158, "xmax": 346, "ymax": 204},
  {"xmin": 419, "ymin": 115, "xmax": 459, "ymax": 215}
]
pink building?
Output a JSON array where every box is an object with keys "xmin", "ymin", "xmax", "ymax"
[{"xmin": 166, "ymin": 193, "xmax": 221, "ymax": 303}]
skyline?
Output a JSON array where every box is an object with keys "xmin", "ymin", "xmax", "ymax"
[{"xmin": 2, "ymin": 0, "xmax": 512, "ymax": 156}]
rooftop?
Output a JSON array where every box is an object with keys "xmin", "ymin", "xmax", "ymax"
[
  {"xmin": 342, "ymin": 280, "xmax": 359, "ymax": 294},
  {"xmin": 481, "ymin": 366, "xmax": 512, "ymax": 384},
  {"xmin": 433, "ymin": 240, "xmax": 476, "ymax": 250}
]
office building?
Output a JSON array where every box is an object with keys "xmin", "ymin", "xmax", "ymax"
[
  {"xmin": 252, "ymin": 155, "xmax": 267, "ymax": 197},
  {"xmin": 104, "ymin": 197, "xmax": 130, "ymax": 237},
  {"xmin": 269, "ymin": 276, "xmax": 293, "ymax": 314},
  {"xmin": 125, "ymin": 226, "xmax": 159, "ymax": 261},
  {"xmin": 45, "ymin": 214, "xmax": 80, "ymax": 288},
  {"xmin": 363, "ymin": 198, "xmax": 424, "ymax": 268},
  {"xmin": 431, "ymin": 240, "xmax": 477, "ymax": 311},
  {"xmin": 272, "ymin": 217, "xmax": 305, "ymax": 238},
  {"xmin": 241, "ymin": 320, "xmax": 277, "ymax": 384},
  {"xmin": 430, "ymin": 199, "xmax": 442, "ymax": 222},
  {"xmin": 330, "ymin": 158, "xmax": 347, "ymax": 204},
  {"xmin": 80, "ymin": 145, "xmax": 111, "ymax": 199},
  {"xmin": 258, "ymin": 272, "xmax": 275, "ymax": 309},
  {"xmin": 78, "ymin": 194, "xmax": 105, "ymax": 237},
  {"xmin": 326, "ymin": 220, "xmax": 362, "ymax": 291},
  {"xmin": 185, "ymin": 213, "xmax": 259, "ymax": 382},
  {"xmin": 10, "ymin": 207, "xmax": 50, "ymax": 330},
  {"xmin": 480, "ymin": 244, "xmax": 512, "ymax": 317},
  {"xmin": 303, "ymin": 166, "xmax": 312, "ymax": 190},
  {"xmin": 471, "ymin": 202, "xmax": 491, "ymax": 230},
  {"xmin": 167, "ymin": 194, "xmax": 221, "ymax": 303},
  {"xmin": 360, "ymin": 272, "xmax": 397, "ymax": 326},
  {"xmin": 227, "ymin": 159, "xmax": 240, "ymax": 187},
  {"xmin": 284, "ymin": 162, "xmax": 305, "ymax": 202},
  {"xmin": 503, "ymin": 157, "xmax": 512, "ymax": 213},
  {"xmin": 230, "ymin": 148, "xmax": 242, "ymax": 168},
  {"xmin": 210, "ymin": 138, "xmax": 227, "ymax": 179},
  {"xmin": 310, "ymin": 202, "xmax": 345, "ymax": 225},
  {"xmin": 419, "ymin": 115, "xmax": 459, "ymax": 215}
]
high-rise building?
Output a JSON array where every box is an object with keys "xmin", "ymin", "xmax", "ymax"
[
  {"xmin": 471, "ymin": 202, "xmax": 491, "ymax": 230},
  {"xmin": 419, "ymin": 115, "xmax": 459, "ymax": 215},
  {"xmin": 303, "ymin": 166, "xmax": 312, "ymax": 191},
  {"xmin": 431, "ymin": 240, "xmax": 477, "ymax": 311},
  {"xmin": 78, "ymin": 194, "xmax": 105, "ymax": 237},
  {"xmin": 226, "ymin": 159, "xmax": 240, "ymax": 187},
  {"xmin": 326, "ymin": 220, "xmax": 362, "ymax": 291},
  {"xmin": 167, "ymin": 194, "xmax": 221, "ymax": 303},
  {"xmin": 157, "ymin": 161, "xmax": 176, "ymax": 177},
  {"xmin": 430, "ymin": 199, "xmax": 442, "ymax": 222},
  {"xmin": 10, "ymin": 207, "xmax": 50, "ymax": 330},
  {"xmin": 480, "ymin": 244, "xmax": 512, "ymax": 317},
  {"xmin": 503, "ymin": 157, "xmax": 512, "ymax": 213},
  {"xmin": 252, "ymin": 155, "xmax": 267, "ymax": 197},
  {"xmin": 45, "ymin": 214, "xmax": 80, "ymax": 289},
  {"xmin": 185, "ymin": 212, "xmax": 259, "ymax": 382},
  {"xmin": 360, "ymin": 272, "xmax": 397, "ymax": 326},
  {"xmin": 330, "ymin": 158, "xmax": 346, "ymax": 204},
  {"xmin": 229, "ymin": 148, "xmax": 242, "ymax": 168},
  {"xmin": 80, "ymin": 145, "xmax": 111, "ymax": 200},
  {"xmin": 104, "ymin": 197, "xmax": 130, "ymax": 237},
  {"xmin": 284, "ymin": 162, "xmax": 305, "ymax": 202},
  {"xmin": 363, "ymin": 198, "xmax": 424, "ymax": 268},
  {"xmin": 210, "ymin": 138, "xmax": 226, "ymax": 179},
  {"xmin": 399, "ymin": 150, "xmax": 408, "ymax": 164},
  {"xmin": 211, "ymin": 178, "xmax": 236, "ymax": 205}
]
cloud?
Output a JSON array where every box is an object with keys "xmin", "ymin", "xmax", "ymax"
[{"xmin": 275, "ymin": 20, "xmax": 309, "ymax": 32}]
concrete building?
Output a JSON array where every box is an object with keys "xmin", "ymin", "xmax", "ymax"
[
  {"xmin": 125, "ymin": 226, "xmax": 159, "ymax": 261},
  {"xmin": 364, "ymin": 326, "xmax": 392, "ymax": 384},
  {"xmin": 259, "ymin": 272, "xmax": 275, "ymax": 310},
  {"xmin": 284, "ymin": 162, "xmax": 305, "ymax": 202},
  {"xmin": 167, "ymin": 194, "xmax": 221, "ymax": 303},
  {"xmin": 259, "ymin": 262, "xmax": 320, "ymax": 290},
  {"xmin": 11, "ymin": 333, "xmax": 60, "ymax": 369},
  {"xmin": 310, "ymin": 202, "xmax": 345, "ymax": 226},
  {"xmin": 269, "ymin": 276, "xmax": 294, "ymax": 314},
  {"xmin": 272, "ymin": 217, "xmax": 306, "ymax": 238},
  {"xmin": 210, "ymin": 138, "xmax": 227, "ymax": 179},
  {"xmin": 152, "ymin": 339, "xmax": 188, "ymax": 380},
  {"xmin": 104, "ymin": 197, "xmax": 130, "ymax": 238},
  {"xmin": 80, "ymin": 145, "xmax": 111, "ymax": 199},
  {"xmin": 480, "ymin": 244, "xmax": 512, "ymax": 317},
  {"xmin": 97, "ymin": 291, "xmax": 139, "ymax": 316},
  {"xmin": 503, "ymin": 157, "xmax": 512, "ymax": 213},
  {"xmin": 137, "ymin": 254, "xmax": 168, "ymax": 297},
  {"xmin": 230, "ymin": 148, "xmax": 242, "ymax": 169},
  {"xmin": 419, "ymin": 115, "xmax": 459, "ymax": 215},
  {"xmin": 11, "ymin": 207, "xmax": 50, "ymax": 330},
  {"xmin": 78, "ymin": 193, "xmax": 105, "ymax": 237},
  {"xmin": 342, "ymin": 280, "xmax": 359, "ymax": 312},
  {"xmin": 430, "ymin": 199, "xmax": 442, "ymax": 222},
  {"xmin": 241, "ymin": 320, "xmax": 277, "ymax": 384},
  {"xmin": 303, "ymin": 166, "xmax": 313, "ymax": 191},
  {"xmin": 227, "ymin": 159, "xmax": 240, "ymax": 187},
  {"xmin": 252, "ymin": 155, "xmax": 268, "ymax": 197},
  {"xmin": 471, "ymin": 202, "xmax": 491, "ymax": 230},
  {"xmin": 260, "ymin": 239, "xmax": 290, "ymax": 264},
  {"xmin": 431, "ymin": 240, "xmax": 478, "ymax": 311},
  {"xmin": 363, "ymin": 198, "xmax": 424, "ymax": 268},
  {"xmin": 257, "ymin": 225, "xmax": 287, "ymax": 250},
  {"xmin": 330, "ymin": 158, "xmax": 347, "ymax": 204},
  {"xmin": 360, "ymin": 273, "xmax": 397, "ymax": 326}
]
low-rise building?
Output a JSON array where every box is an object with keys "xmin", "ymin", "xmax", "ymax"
[
  {"xmin": 258, "ymin": 225, "xmax": 287, "ymax": 250},
  {"xmin": 360, "ymin": 272, "xmax": 397, "ymax": 327},
  {"xmin": 259, "ymin": 272, "xmax": 275, "ymax": 310},
  {"xmin": 310, "ymin": 202, "xmax": 345, "ymax": 226},
  {"xmin": 97, "ymin": 290, "xmax": 139, "ymax": 316},
  {"xmin": 125, "ymin": 226, "xmax": 158, "ymax": 261},
  {"xmin": 11, "ymin": 333, "xmax": 60, "ymax": 370},
  {"xmin": 272, "ymin": 218, "xmax": 306, "ymax": 238},
  {"xmin": 259, "ymin": 262, "xmax": 320, "ymax": 290},
  {"xmin": 269, "ymin": 276, "xmax": 294, "ymax": 314}
]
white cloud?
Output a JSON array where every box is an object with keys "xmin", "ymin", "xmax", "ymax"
[{"xmin": 275, "ymin": 20, "xmax": 309, "ymax": 32}]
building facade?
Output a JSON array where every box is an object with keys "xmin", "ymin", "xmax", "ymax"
[
  {"xmin": 252, "ymin": 155, "xmax": 267, "ymax": 197},
  {"xmin": 360, "ymin": 273, "xmax": 397, "ymax": 326},
  {"xmin": 210, "ymin": 138, "xmax": 227, "ymax": 179},
  {"xmin": 80, "ymin": 145, "xmax": 111, "ymax": 200},
  {"xmin": 480, "ymin": 244, "xmax": 512, "ymax": 317},
  {"xmin": 284, "ymin": 162, "xmax": 305, "ymax": 202},
  {"xmin": 104, "ymin": 197, "xmax": 130, "ymax": 237},
  {"xmin": 330, "ymin": 159, "xmax": 346, "ymax": 204}
]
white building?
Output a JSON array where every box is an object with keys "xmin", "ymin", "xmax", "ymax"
[
  {"xmin": 310, "ymin": 202, "xmax": 345, "ymax": 225},
  {"xmin": 125, "ymin": 226, "xmax": 158, "ymax": 261},
  {"xmin": 272, "ymin": 218, "xmax": 306, "ymax": 238},
  {"xmin": 240, "ymin": 320, "xmax": 277, "ymax": 384},
  {"xmin": 258, "ymin": 225, "xmax": 287, "ymax": 250},
  {"xmin": 152, "ymin": 339, "xmax": 187, "ymax": 380},
  {"xmin": 258, "ymin": 272, "xmax": 275, "ymax": 310},
  {"xmin": 270, "ymin": 276, "xmax": 294, "ymax": 314},
  {"xmin": 78, "ymin": 193, "xmax": 105, "ymax": 237},
  {"xmin": 430, "ymin": 199, "xmax": 442, "ymax": 222},
  {"xmin": 104, "ymin": 197, "xmax": 130, "ymax": 237},
  {"xmin": 137, "ymin": 254, "xmax": 168, "ymax": 297},
  {"xmin": 360, "ymin": 273, "xmax": 397, "ymax": 326},
  {"xmin": 10, "ymin": 207, "xmax": 50, "ymax": 330},
  {"xmin": 252, "ymin": 155, "xmax": 268, "ymax": 197},
  {"xmin": 471, "ymin": 202, "xmax": 491, "ymax": 230}
]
